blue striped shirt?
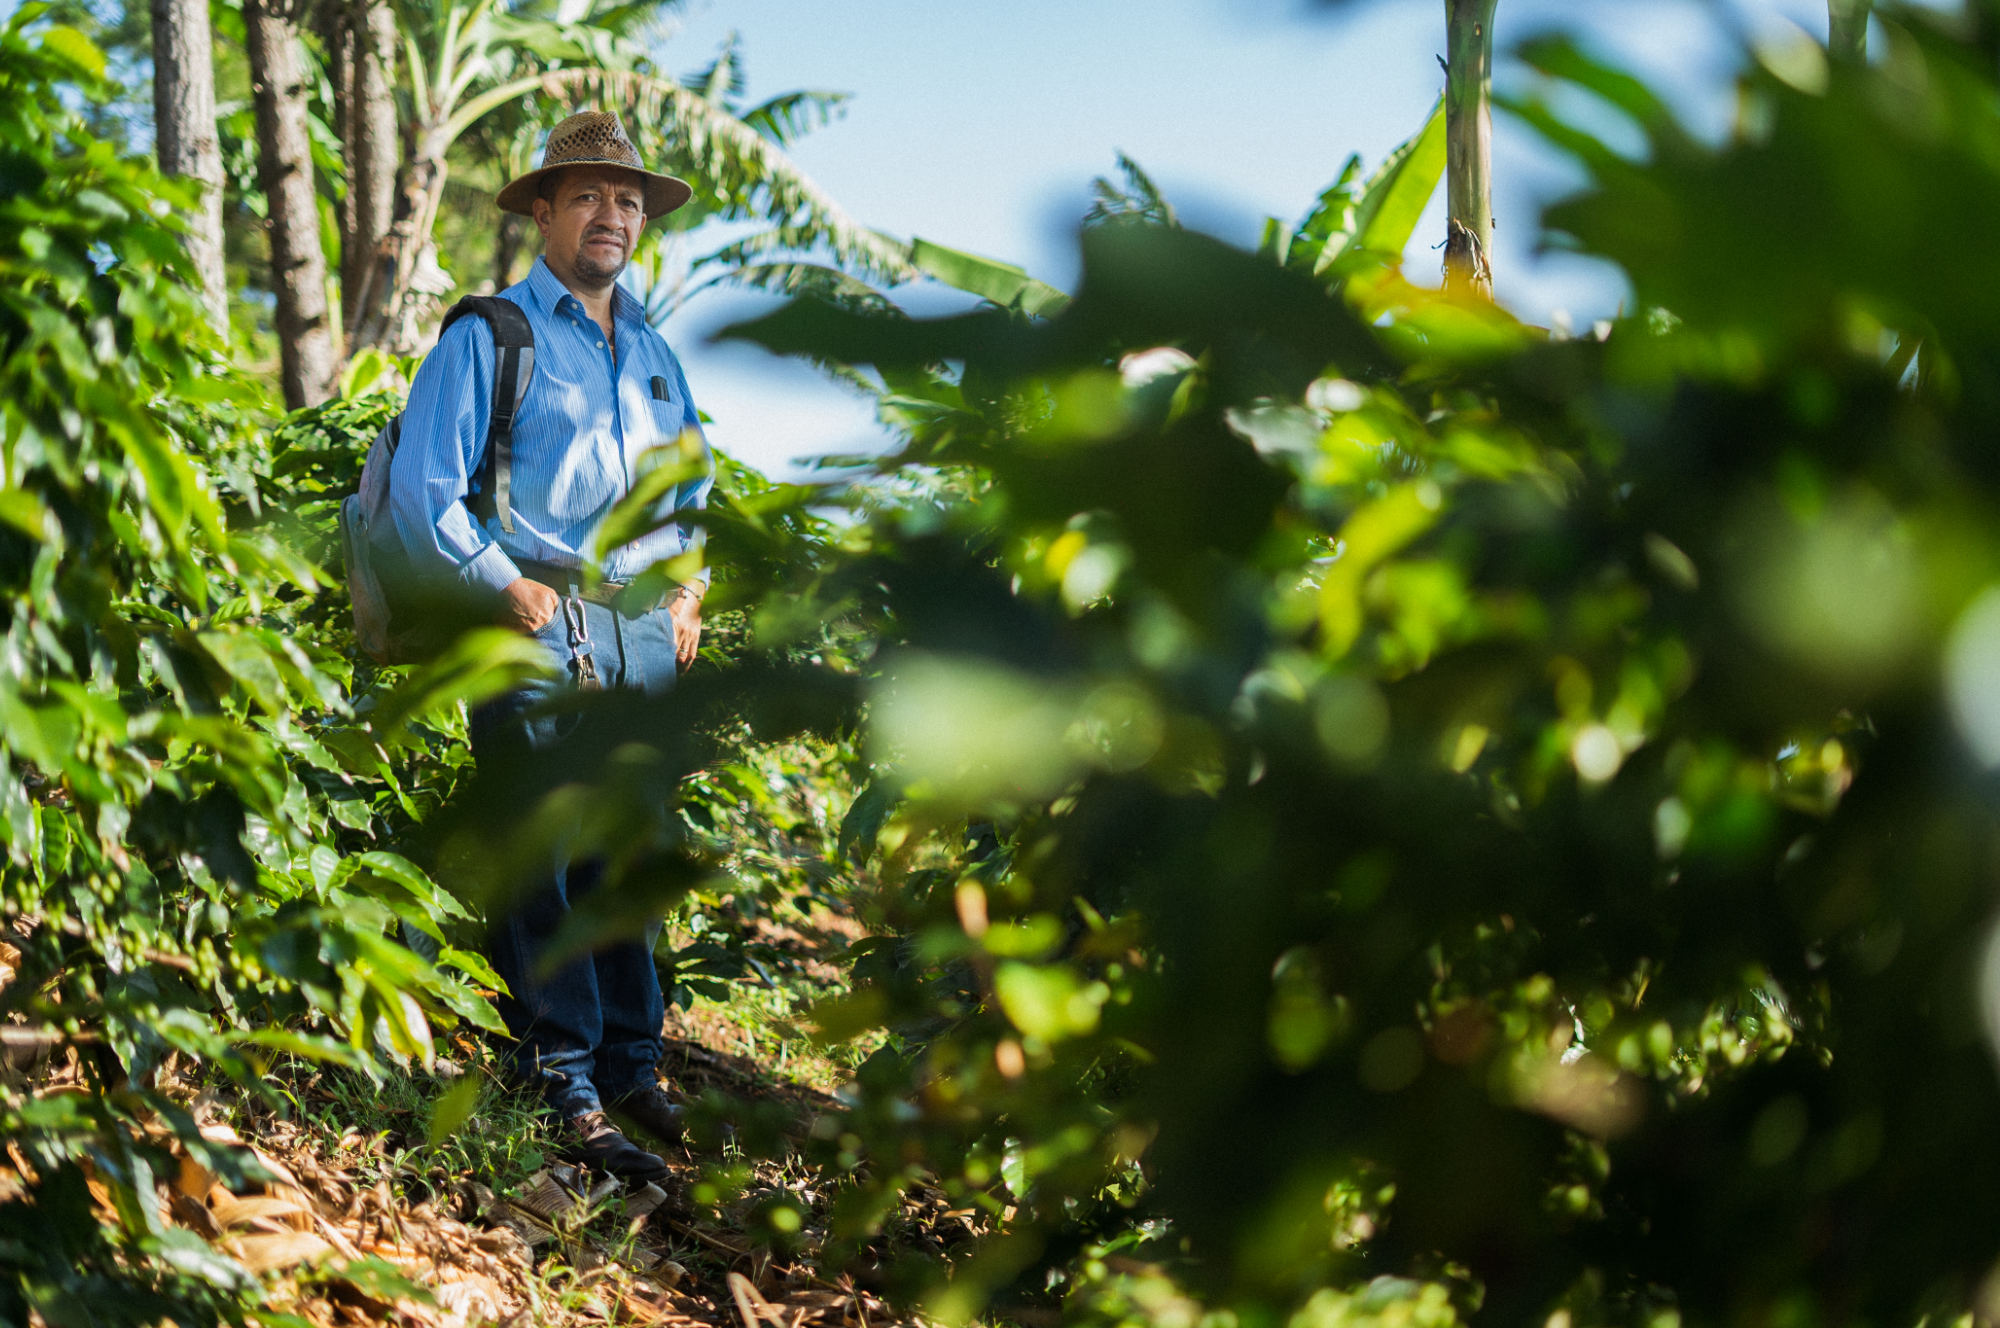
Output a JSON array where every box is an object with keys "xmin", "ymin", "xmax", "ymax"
[{"xmin": 388, "ymin": 257, "xmax": 712, "ymax": 595}]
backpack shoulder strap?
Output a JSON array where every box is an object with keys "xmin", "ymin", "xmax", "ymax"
[{"xmin": 441, "ymin": 294, "xmax": 535, "ymax": 535}]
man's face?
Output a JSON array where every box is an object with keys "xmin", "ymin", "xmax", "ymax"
[{"xmin": 532, "ymin": 167, "xmax": 647, "ymax": 289}]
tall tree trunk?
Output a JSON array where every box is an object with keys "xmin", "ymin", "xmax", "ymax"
[
  {"xmin": 343, "ymin": 0, "xmax": 400, "ymax": 343},
  {"xmin": 318, "ymin": 0, "xmax": 355, "ymax": 323},
  {"xmin": 150, "ymin": 0, "xmax": 228, "ymax": 334},
  {"xmin": 245, "ymin": 0, "xmax": 337, "ymax": 408},
  {"xmin": 1829, "ymin": 0, "xmax": 1873, "ymax": 62},
  {"xmin": 1442, "ymin": 0, "xmax": 1497, "ymax": 299},
  {"xmin": 349, "ymin": 136, "xmax": 451, "ymax": 353}
]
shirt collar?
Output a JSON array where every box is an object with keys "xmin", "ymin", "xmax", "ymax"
[
  {"xmin": 526, "ymin": 257, "xmax": 569, "ymax": 316},
  {"xmin": 609, "ymin": 280, "xmax": 647, "ymax": 331},
  {"xmin": 525, "ymin": 256, "xmax": 649, "ymax": 332}
]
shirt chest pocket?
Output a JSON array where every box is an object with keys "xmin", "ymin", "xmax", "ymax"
[{"xmin": 646, "ymin": 374, "xmax": 686, "ymax": 443}]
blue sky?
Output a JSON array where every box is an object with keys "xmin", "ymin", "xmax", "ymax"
[{"xmin": 646, "ymin": 0, "xmax": 1877, "ymax": 478}]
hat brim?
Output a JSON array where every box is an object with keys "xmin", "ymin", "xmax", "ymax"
[{"xmin": 495, "ymin": 159, "xmax": 694, "ymax": 221}]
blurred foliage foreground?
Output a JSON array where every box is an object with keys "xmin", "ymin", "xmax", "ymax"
[{"xmin": 18, "ymin": 3, "xmax": 2000, "ymax": 1328}]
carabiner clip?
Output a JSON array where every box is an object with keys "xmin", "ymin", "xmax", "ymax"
[{"xmin": 562, "ymin": 581, "xmax": 603, "ymax": 691}]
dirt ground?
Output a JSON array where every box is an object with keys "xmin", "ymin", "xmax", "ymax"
[{"xmin": 70, "ymin": 1020, "xmax": 958, "ymax": 1328}]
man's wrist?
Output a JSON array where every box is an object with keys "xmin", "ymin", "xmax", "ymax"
[{"xmin": 463, "ymin": 543, "xmax": 525, "ymax": 596}]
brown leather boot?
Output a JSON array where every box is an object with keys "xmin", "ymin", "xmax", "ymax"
[
  {"xmin": 559, "ymin": 1110, "xmax": 670, "ymax": 1182},
  {"xmin": 606, "ymin": 1082, "xmax": 687, "ymax": 1148}
]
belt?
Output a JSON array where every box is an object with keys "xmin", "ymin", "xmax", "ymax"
[{"xmin": 515, "ymin": 560, "xmax": 666, "ymax": 615}]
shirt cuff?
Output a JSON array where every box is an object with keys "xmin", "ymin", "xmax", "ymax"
[{"xmin": 459, "ymin": 542, "xmax": 523, "ymax": 596}]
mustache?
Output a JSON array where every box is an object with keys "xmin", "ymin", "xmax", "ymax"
[{"xmin": 582, "ymin": 228, "xmax": 627, "ymax": 248}]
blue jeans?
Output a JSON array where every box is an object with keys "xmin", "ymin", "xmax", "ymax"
[{"xmin": 472, "ymin": 595, "xmax": 678, "ymax": 1118}]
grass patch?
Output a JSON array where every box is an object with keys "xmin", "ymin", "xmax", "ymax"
[{"xmin": 244, "ymin": 1048, "xmax": 560, "ymax": 1198}]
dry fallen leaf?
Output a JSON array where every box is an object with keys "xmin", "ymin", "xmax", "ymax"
[
  {"xmin": 785, "ymin": 1292, "xmax": 850, "ymax": 1309},
  {"xmin": 434, "ymin": 1273, "xmax": 507, "ymax": 1328},
  {"xmin": 618, "ymin": 1289, "xmax": 677, "ymax": 1324},
  {"xmin": 173, "ymin": 1152, "xmax": 214, "ymax": 1200},
  {"xmin": 168, "ymin": 1190, "xmax": 220, "ymax": 1237},
  {"xmin": 730, "ymin": 1271, "xmax": 784, "ymax": 1328},
  {"xmin": 198, "ymin": 1120, "xmax": 244, "ymax": 1148},
  {"xmin": 210, "ymin": 1194, "xmax": 310, "ymax": 1229},
  {"xmin": 250, "ymin": 1148, "xmax": 308, "ymax": 1194},
  {"xmin": 622, "ymin": 1182, "xmax": 669, "ymax": 1222},
  {"xmin": 224, "ymin": 1230, "xmax": 332, "ymax": 1274},
  {"xmin": 472, "ymin": 1224, "xmax": 535, "ymax": 1262}
]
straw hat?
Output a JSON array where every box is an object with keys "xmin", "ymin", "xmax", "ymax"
[{"xmin": 495, "ymin": 111, "xmax": 692, "ymax": 220}]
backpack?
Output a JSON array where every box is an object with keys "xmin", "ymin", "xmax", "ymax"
[{"xmin": 340, "ymin": 295, "xmax": 536, "ymax": 665}]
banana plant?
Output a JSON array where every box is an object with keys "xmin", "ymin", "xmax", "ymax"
[
  {"xmin": 1261, "ymin": 95, "xmax": 1446, "ymax": 289},
  {"xmin": 665, "ymin": 231, "xmax": 1068, "ymax": 325},
  {"xmin": 714, "ymin": 113, "xmax": 1445, "ymax": 471},
  {"xmin": 554, "ymin": 63, "xmax": 918, "ymax": 301},
  {"xmin": 625, "ymin": 35, "xmax": 923, "ymax": 323},
  {"xmin": 1442, "ymin": 0, "xmax": 1498, "ymax": 297},
  {"xmin": 1829, "ymin": 0, "xmax": 1873, "ymax": 61},
  {"xmin": 349, "ymin": 0, "xmax": 915, "ymax": 351},
  {"xmin": 348, "ymin": 0, "xmax": 545, "ymax": 350}
]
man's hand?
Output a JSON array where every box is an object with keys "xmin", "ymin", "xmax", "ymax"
[
  {"xmin": 669, "ymin": 588, "xmax": 702, "ymax": 670},
  {"xmin": 499, "ymin": 577, "xmax": 560, "ymax": 633}
]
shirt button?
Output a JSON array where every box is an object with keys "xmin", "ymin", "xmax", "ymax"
[{"xmin": 597, "ymin": 341, "xmax": 605, "ymax": 349}]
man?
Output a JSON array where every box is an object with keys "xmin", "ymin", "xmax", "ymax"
[{"xmin": 389, "ymin": 112, "xmax": 710, "ymax": 1182}]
